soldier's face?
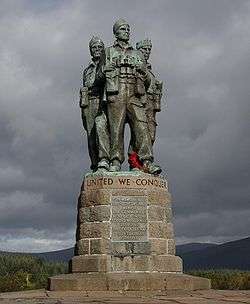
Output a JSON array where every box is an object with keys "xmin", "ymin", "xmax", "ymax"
[
  {"xmin": 115, "ymin": 24, "xmax": 130, "ymax": 41},
  {"xmin": 140, "ymin": 46, "xmax": 152, "ymax": 61},
  {"xmin": 90, "ymin": 42, "xmax": 104, "ymax": 60}
]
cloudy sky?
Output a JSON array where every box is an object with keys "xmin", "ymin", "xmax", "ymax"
[{"xmin": 0, "ymin": 0, "xmax": 249, "ymax": 252}]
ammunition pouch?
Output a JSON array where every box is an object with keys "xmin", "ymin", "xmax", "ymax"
[
  {"xmin": 79, "ymin": 87, "xmax": 89, "ymax": 108},
  {"xmin": 106, "ymin": 69, "xmax": 119, "ymax": 93},
  {"xmin": 154, "ymin": 95, "xmax": 161, "ymax": 112},
  {"xmin": 133, "ymin": 103, "xmax": 148, "ymax": 123},
  {"xmin": 135, "ymin": 73, "xmax": 146, "ymax": 96},
  {"xmin": 154, "ymin": 81, "xmax": 163, "ymax": 112}
]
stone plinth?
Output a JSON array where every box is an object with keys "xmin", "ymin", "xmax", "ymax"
[
  {"xmin": 49, "ymin": 272, "xmax": 210, "ymax": 291},
  {"xmin": 49, "ymin": 172, "xmax": 210, "ymax": 291}
]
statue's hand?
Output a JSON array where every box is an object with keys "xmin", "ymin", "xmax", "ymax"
[
  {"xmin": 79, "ymin": 87, "xmax": 89, "ymax": 108},
  {"xmin": 136, "ymin": 63, "xmax": 147, "ymax": 75},
  {"xmin": 79, "ymin": 88, "xmax": 83, "ymax": 107},
  {"xmin": 79, "ymin": 87, "xmax": 83, "ymax": 99}
]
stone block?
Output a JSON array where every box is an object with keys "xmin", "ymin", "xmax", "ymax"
[
  {"xmin": 49, "ymin": 274, "xmax": 78, "ymax": 291},
  {"xmin": 90, "ymin": 239, "xmax": 110, "ymax": 254},
  {"xmin": 75, "ymin": 239, "xmax": 89, "ymax": 255},
  {"xmin": 167, "ymin": 239, "xmax": 176, "ymax": 255},
  {"xmin": 166, "ymin": 223, "xmax": 175, "ymax": 238},
  {"xmin": 149, "ymin": 222, "xmax": 174, "ymax": 239},
  {"xmin": 150, "ymin": 239, "xmax": 167, "ymax": 255},
  {"xmin": 79, "ymin": 189, "xmax": 111, "ymax": 207},
  {"xmin": 111, "ymin": 241, "xmax": 151, "ymax": 256},
  {"xmin": 79, "ymin": 222, "xmax": 110, "ymax": 239},
  {"xmin": 107, "ymin": 272, "xmax": 166, "ymax": 291},
  {"xmin": 148, "ymin": 205, "xmax": 165, "ymax": 221},
  {"xmin": 165, "ymin": 207, "xmax": 173, "ymax": 223},
  {"xmin": 49, "ymin": 273, "xmax": 108, "ymax": 291},
  {"xmin": 78, "ymin": 205, "xmax": 110, "ymax": 222},
  {"xmin": 148, "ymin": 190, "xmax": 171, "ymax": 205},
  {"xmin": 71, "ymin": 255, "xmax": 111, "ymax": 273},
  {"xmin": 111, "ymin": 255, "xmax": 150, "ymax": 272},
  {"xmin": 163, "ymin": 273, "xmax": 211, "ymax": 290},
  {"xmin": 112, "ymin": 189, "xmax": 146, "ymax": 196},
  {"xmin": 49, "ymin": 272, "xmax": 211, "ymax": 291},
  {"xmin": 150, "ymin": 255, "xmax": 183, "ymax": 272}
]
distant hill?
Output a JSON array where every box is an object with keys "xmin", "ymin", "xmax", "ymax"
[
  {"xmin": 32, "ymin": 247, "xmax": 74, "ymax": 262},
  {"xmin": 179, "ymin": 237, "xmax": 250, "ymax": 271},
  {"xmin": 0, "ymin": 247, "xmax": 74, "ymax": 263},
  {"xmin": 176, "ymin": 242, "xmax": 217, "ymax": 255},
  {"xmin": 1, "ymin": 237, "xmax": 249, "ymax": 271}
]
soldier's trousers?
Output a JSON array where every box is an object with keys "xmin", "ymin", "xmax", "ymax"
[
  {"xmin": 128, "ymin": 96, "xmax": 157, "ymax": 156},
  {"xmin": 107, "ymin": 81, "xmax": 153, "ymax": 164},
  {"xmin": 81, "ymin": 97, "xmax": 109, "ymax": 170},
  {"xmin": 146, "ymin": 98, "xmax": 157, "ymax": 145}
]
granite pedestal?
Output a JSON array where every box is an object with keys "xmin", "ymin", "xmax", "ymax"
[{"xmin": 49, "ymin": 172, "xmax": 210, "ymax": 291}]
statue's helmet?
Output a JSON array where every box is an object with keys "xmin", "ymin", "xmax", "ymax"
[
  {"xmin": 136, "ymin": 39, "xmax": 152, "ymax": 50},
  {"xmin": 113, "ymin": 19, "xmax": 129, "ymax": 35},
  {"xmin": 89, "ymin": 36, "xmax": 104, "ymax": 50}
]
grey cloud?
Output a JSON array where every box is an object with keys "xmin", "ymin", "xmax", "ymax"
[{"xmin": 0, "ymin": 0, "xmax": 249, "ymax": 251}]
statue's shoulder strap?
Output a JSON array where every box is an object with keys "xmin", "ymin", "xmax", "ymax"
[
  {"xmin": 82, "ymin": 65, "xmax": 89, "ymax": 86},
  {"xmin": 105, "ymin": 46, "xmax": 115, "ymax": 62},
  {"xmin": 83, "ymin": 66, "xmax": 89, "ymax": 76}
]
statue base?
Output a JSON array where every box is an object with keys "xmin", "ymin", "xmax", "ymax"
[
  {"xmin": 49, "ymin": 171, "xmax": 210, "ymax": 291},
  {"xmin": 49, "ymin": 272, "xmax": 210, "ymax": 292}
]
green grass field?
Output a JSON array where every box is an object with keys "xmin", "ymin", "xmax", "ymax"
[
  {"xmin": 0, "ymin": 254, "xmax": 249, "ymax": 292},
  {"xmin": 188, "ymin": 270, "xmax": 250, "ymax": 290},
  {"xmin": 0, "ymin": 254, "xmax": 67, "ymax": 292}
]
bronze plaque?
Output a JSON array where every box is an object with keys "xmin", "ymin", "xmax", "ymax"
[{"xmin": 111, "ymin": 196, "xmax": 147, "ymax": 241}]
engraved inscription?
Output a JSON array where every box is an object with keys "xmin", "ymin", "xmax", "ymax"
[
  {"xmin": 84, "ymin": 175, "xmax": 168, "ymax": 190},
  {"xmin": 111, "ymin": 196, "xmax": 147, "ymax": 241}
]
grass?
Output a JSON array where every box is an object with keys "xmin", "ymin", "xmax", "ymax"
[
  {"xmin": 0, "ymin": 254, "xmax": 67, "ymax": 292},
  {"xmin": 188, "ymin": 269, "xmax": 250, "ymax": 290}
]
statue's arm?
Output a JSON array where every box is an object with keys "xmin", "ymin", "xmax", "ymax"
[
  {"xmin": 79, "ymin": 68, "xmax": 88, "ymax": 108},
  {"xmin": 96, "ymin": 50, "xmax": 106, "ymax": 82},
  {"xmin": 154, "ymin": 79, "xmax": 163, "ymax": 112},
  {"xmin": 82, "ymin": 69, "xmax": 86, "ymax": 87},
  {"xmin": 136, "ymin": 52, "xmax": 151, "ymax": 87}
]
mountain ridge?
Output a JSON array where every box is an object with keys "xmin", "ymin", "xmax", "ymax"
[{"xmin": 1, "ymin": 237, "xmax": 249, "ymax": 270}]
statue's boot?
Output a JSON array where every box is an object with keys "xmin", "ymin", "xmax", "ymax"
[
  {"xmin": 143, "ymin": 160, "xmax": 162, "ymax": 175},
  {"xmin": 96, "ymin": 158, "xmax": 109, "ymax": 171},
  {"xmin": 109, "ymin": 159, "xmax": 121, "ymax": 172}
]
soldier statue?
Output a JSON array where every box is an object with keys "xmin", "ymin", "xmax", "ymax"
[
  {"xmin": 79, "ymin": 37, "xmax": 110, "ymax": 172},
  {"xmin": 128, "ymin": 39, "xmax": 163, "ymax": 170},
  {"xmin": 79, "ymin": 20, "xmax": 163, "ymax": 175},
  {"xmin": 97, "ymin": 19, "xmax": 161, "ymax": 174},
  {"xmin": 136, "ymin": 39, "xmax": 163, "ymax": 146}
]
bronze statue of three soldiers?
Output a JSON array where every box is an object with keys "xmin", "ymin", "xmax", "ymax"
[{"xmin": 79, "ymin": 19, "xmax": 163, "ymax": 175}]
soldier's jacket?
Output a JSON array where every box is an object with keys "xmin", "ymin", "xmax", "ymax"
[
  {"xmin": 97, "ymin": 40, "xmax": 150, "ymax": 98},
  {"xmin": 146, "ymin": 63, "xmax": 163, "ymax": 113},
  {"xmin": 80, "ymin": 61, "xmax": 103, "ymax": 108}
]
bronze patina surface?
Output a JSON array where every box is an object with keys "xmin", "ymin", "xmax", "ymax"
[{"xmin": 80, "ymin": 20, "xmax": 163, "ymax": 175}]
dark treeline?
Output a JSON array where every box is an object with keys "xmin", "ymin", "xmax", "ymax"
[
  {"xmin": 0, "ymin": 254, "xmax": 67, "ymax": 292},
  {"xmin": 188, "ymin": 270, "xmax": 250, "ymax": 290}
]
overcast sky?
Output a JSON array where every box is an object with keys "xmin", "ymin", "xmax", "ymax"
[{"xmin": 0, "ymin": 0, "xmax": 249, "ymax": 252}]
